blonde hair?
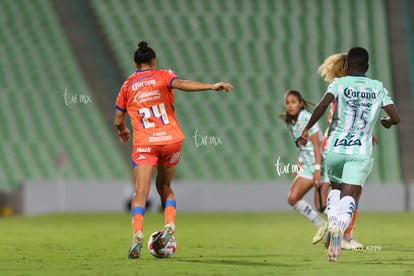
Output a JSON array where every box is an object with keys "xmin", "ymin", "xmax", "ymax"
[{"xmin": 318, "ymin": 53, "xmax": 347, "ymax": 82}]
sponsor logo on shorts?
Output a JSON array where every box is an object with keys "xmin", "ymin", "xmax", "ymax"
[
  {"xmin": 169, "ymin": 152, "xmax": 181, "ymax": 163},
  {"xmin": 136, "ymin": 147, "xmax": 151, "ymax": 153},
  {"xmin": 137, "ymin": 154, "xmax": 147, "ymax": 160}
]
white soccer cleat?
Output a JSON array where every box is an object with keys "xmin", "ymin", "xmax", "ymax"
[
  {"xmin": 327, "ymin": 226, "xmax": 343, "ymax": 262},
  {"xmin": 323, "ymin": 222, "xmax": 335, "ymax": 249},
  {"xmin": 151, "ymin": 222, "xmax": 176, "ymax": 251},
  {"xmin": 312, "ymin": 221, "xmax": 328, "ymax": 244},
  {"xmin": 342, "ymin": 238, "xmax": 363, "ymax": 250},
  {"xmin": 128, "ymin": 231, "xmax": 144, "ymax": 259}
]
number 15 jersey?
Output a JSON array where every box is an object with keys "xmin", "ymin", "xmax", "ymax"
[
  {"xmin": 115, "ymin": 69, "xmax": 185, "ymax": 146},
  {"xmin": 325, "ymin": 75, "xmax": 394, "ymax": 156}
]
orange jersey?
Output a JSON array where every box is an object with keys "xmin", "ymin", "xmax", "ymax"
[
  {"xmin": 322, "ymin": 102, "xmax": 335, "ymax": 152},
  {"xmin": 115, "ymin": 69, "xmax": 185, "ymax": 145}
]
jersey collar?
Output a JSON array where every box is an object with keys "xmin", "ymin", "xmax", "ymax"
[
  {"xmin": 348, "ymin": 73, "xmax": 367, "ymax": 77},
  {"xmin": 135, "ymin": 69, "xmax": 153, "ymax": 72}
]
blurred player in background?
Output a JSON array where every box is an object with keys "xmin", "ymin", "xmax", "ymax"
[
  {"xmin": 114, "ymin": 41, "xmax": 233, "ymax": 259},
  {"xmin": 318, "ymin": 53, "xmax": 363, "ymax": 250},
  {"xmin": 298, "ymin": 47, "xmax": 400, "ymax": 262},
  {"xmin": 280, "ymin": 90, "xmax": 329, "ymax": 244}
]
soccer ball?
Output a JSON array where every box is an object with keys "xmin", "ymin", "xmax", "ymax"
[{"xmin": 147, "ymin": 231, "xmax": 176, "ymax": 258}]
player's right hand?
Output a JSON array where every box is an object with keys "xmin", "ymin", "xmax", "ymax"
[
  {"xmin": 212, "ymin": 82, "xmax": 233, "ymax": 93},
  {"xmin": 298, "ymin": 129, "xmax": 309, "ymax": 147},
  {"xmin": 313, "ymin": 170, "xmax": 321, "ymax": 189},
  {"xmin": 118, "ymin": 128, "xmax": 130, "ymax": 142}
]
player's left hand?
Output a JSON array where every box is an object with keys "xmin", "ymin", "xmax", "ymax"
[
  {"xmin": 118, "ymin": 128, "xmax": 130, "ymax": 142},
  {"xmin": 380, "ymin": 117, "xmax": 392, "ymax": 129},
  {"xmin": 298, "ymin": 129, "xmax": 309, "ymax": 147},
  {"xmin": 212, "ymin": 82, "xmax": 234, "ymax": 93}
]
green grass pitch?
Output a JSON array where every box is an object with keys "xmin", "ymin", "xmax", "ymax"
[{"xmin": 0, "ymin": 212, "xmax": 413, "ymax": 275}]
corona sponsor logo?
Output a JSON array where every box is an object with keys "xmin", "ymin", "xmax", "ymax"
[{"xmin": 344, "ymin": 88, "xmax": 376, "ymax": 99}]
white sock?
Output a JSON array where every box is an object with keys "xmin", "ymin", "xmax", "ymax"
[
  {"xmin": 336, "ymin": 196, "xmax": 356, "ymax": 232},
  {"xmin": 326, "ymin": 189, "xmax": 340, "ymax": 226},
  {"xmin": 293, "ymin": 199, "xmax": 323, "ymax": 227}
]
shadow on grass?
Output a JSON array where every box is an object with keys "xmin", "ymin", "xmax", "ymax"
[{"xmin": 175, "ymin": 254, "xmax": 301, "ymax": 268}]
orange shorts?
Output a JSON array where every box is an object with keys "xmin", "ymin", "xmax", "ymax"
[{"xmin": 132, "ymin": 141, "xmax": 182, "ymax": 168}]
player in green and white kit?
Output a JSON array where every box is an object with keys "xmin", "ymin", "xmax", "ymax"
[
  {"xmin": 298, "ymin": 47, "xmax": 400, "ymax": 262},
  {"xmin": 280, "ymin": 90, "xmax": 330, "ymax": 245}
]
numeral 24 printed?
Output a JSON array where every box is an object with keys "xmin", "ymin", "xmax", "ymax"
[{"xmin": 138, "ymin": 103, "xmax": 170, "ymax": 128}]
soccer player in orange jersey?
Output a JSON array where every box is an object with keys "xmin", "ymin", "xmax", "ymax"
[
  {"xmin": 318, "ymin": 53, "xmax": 363, "ymax": 250},
  {"xmin": 114, "ymin": 41, "xmax": 233, "ymax": 259}
]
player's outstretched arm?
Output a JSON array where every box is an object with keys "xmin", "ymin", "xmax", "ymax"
[
  {"xmin": 381, "ymin": 104, "xmax": 400, "ymax": 129},
  {"xmin": 172, "ymin": 79, "xmax": 233, "ymax": 93},
  {"xmin": 298, "ymin": 93, "xmax": 334, "ymax": 146}
]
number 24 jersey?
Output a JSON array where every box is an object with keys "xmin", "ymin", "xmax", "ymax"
[{"xmin": 115, "ymin": 69, "xmax": 185, "ymax": 146}]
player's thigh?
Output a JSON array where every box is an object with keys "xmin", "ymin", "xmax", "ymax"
[
  {"xmin": 156, "ymin": 164, "xmax": 178, "ymax": 188},
  {"xmin": 132, "ymin": 164, "xmax": 155, "ymax": 195},
  {"xmin": 342, "ymin": 155, "xmax": 374, "ymax": 187},
  {"xmin": 324, "ymin": 151, "xmax": 345, "ymax": 183},
  {"xmin": 158, "ymin": 141, "xmax": 182, "ymax": 167},
  {"xmin": 156, "ymin": 141, "xmax": 182, "ymax": 188},
  {"xmin": 288, "ymin": 173, "xmax": 314, "ymax": 204}
]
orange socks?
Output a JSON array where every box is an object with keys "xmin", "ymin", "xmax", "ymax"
[
  {"xmin": 130, "ymin": 201, "xmax": 175, "ymax": 234},
  {"xmin": 131, "ymin": 206, "xmax": 145, "ymax": 234},
  {"xmin": 345, "ymin": 208, "xmax": 358, "ymax": 235},
  {"xmin": 163, "ymin": 200, "xmax": 176, "ymax": 225}
]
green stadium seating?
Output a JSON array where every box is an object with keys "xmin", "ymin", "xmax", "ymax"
[
  {"xmin": 0, "ymin": 0, "xmax": 130, "ymax": 191},
  {"xmin": 86, "ymin": 0, "xmax": 400, "ymax": 182}
]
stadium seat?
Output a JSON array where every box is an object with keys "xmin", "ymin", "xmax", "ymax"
[
  {"xmin": 86, "ymin": 0, "xmax": 400, "ymax": 182},
  {"xmin": 0, "ymin": 0, "xmax": 130, "ymax": 191}
]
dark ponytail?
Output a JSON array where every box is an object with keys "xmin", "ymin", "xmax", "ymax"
[{"xmin": 134, "ymin": 41, "xmax": 156, "ymax": 66}]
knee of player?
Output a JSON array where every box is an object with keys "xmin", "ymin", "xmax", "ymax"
[
  {"xmin": 134, "ymin": 187, "xmax": 149, "ymax": 198},
  {"xmin": 287, "ymin": 193, "xmax": 299, "ymax": 206}
]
